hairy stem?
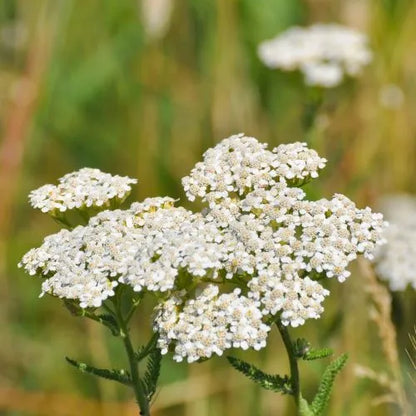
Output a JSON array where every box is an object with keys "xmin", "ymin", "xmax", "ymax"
[
  {"xmin": 277, "ymin": 321, "xmax": 301, "ymax": 411},
  {"xmin": 113, "ymin": 299, "xmax": 150, "ymax": 416}
]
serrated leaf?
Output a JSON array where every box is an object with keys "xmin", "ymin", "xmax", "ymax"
[
  {"xmin": 310, "ymin": 353, "xmax": 348, "ymax": 416},
  {"xmin": 135, "ymin": 333, "xmax": 159, "ymax": 361},
  {"xmin": 303, "ymin": 348, "xmax": 333, "ymax": 361},
  {"xmin": 141, "ymin": 348, "xmax": 162, "ymax": 402},
  {"xmin": 66, "ymin": 357, "xmax": 131, "ymax": 386},
  {"xmin": 63, "ymin": 299, "xmax": 120, "ymax": 336},
  {"xmin": 227, "ymin": 356, "xmax": 292, "ymax": 394},
  {"xmin": 94, "ymin": 313, "xmax": 120, "ymax": 336},
  {"xmin": 82, "ymin": 311, "xmax": 120, "ymax": 336}
]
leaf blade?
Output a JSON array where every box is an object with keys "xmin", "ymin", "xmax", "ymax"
[
  {"xmin": 65, "ymin": 357, "xmax": 131, "ymax": 386},
  {"xmin": 227, "ymin": 356, "xmax": 292, "ymax": 394},
  {"xmin": 142, "ymin": 348, "xmax": 162, "ymax": 402},
  {"xmin": 310, "ymin": 353, "xmax": 348, "ymax": 415}
]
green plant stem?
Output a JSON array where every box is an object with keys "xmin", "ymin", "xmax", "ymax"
[
  {"xmin": 277, "ymin": 321, "xmax": 301, "ymax": 411},
  {"xmin": 113, "ymin": 299, "xmax": 150, "ymax": 416}
]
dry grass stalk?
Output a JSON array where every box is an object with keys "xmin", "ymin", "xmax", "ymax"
[
  {"xmin": 358, "ymin": 257, "xmax": 409, "ymax": 415},
  {"xmin": 405, "ymin": 326, "xmax": 416, "ymax": 392}
]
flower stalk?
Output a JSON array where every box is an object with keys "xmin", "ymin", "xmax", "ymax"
[
  {"xmin": 112, "ymin": 295, "xmax": 150, "ymax": 416},
  {"xmin": 276, "ymin": 321, "xmax": 300, "ymax": 408}
]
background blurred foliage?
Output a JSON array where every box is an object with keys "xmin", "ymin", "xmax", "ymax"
[{"xmin": 1, "ymin": 0, "xmax": 416, "ymax": 415}]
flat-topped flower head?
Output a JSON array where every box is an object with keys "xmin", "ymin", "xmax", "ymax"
[
  {"xmin": 19, "ymin": 197, "xmax": 234, "ymax": 308},
  {"xmin": 373, "ymin": 195, "xmax": 416, "ymax": 291},
  {"xmin": 182, "ymin": 135, "xmax": 386, "ymax": 328},
  {"xmin": 182, "ymin": 133, "xmax": 326, "ymax": 204},
  {"xmin": 258, "ymin": 23, "xmax": 372, "ymax": 87},
  {"xmin": 29, "ymin": 168, "xmax": 137, "ymax": 215}
]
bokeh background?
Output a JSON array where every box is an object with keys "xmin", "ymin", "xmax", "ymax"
[{"xmin": 1, "ymin": 0, "xmax": 416, "ymax": 415}]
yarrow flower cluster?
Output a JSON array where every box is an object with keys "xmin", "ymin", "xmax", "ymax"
[
  {"xmin": 20, "ymin": 197, "xmax": 232, "ymax": 307},
  {"xmin": 155, "ymin": 285, "xmax": 270, "ymax": 362},
  {"xmin": 20, "ymin": 134, "xmax": 386, "ymax": 363},
  {"xmin": 29, "ymin": 168, "xmax": 137, "ymax": 214},
  {"xmin": 258, "ymin": 23, "xmax": 372, "ymax": 87},
  {"xmin": 372, "ymin": 195, "xmax": 416, "ymax": 291}
]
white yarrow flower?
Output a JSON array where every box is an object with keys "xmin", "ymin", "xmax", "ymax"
[
  {"xmin": 258, "ymin": 23, "xmax": 372, "ymax": 87},
  {"xmin": 154, "ymin": 285, "xmax": 270, "ymax": 362},
  {"xmin": 372, "ymin": 195, "xmax": 416, "ymax": 290},
  {"xmin": 20, "ymin": 134, "xmax": 386, "ymax": 361},
  {"xmin": 29, "ymin": 168, "xmax": 137, "ymax": 214}
]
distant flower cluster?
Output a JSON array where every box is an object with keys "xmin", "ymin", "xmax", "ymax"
[
  {"xmin": 29, "ymin": 168, "xmax": 137, "ymax": 214},
  {"xmin": 373, "ymin": 195, "xmax": 416, "ymax": 291},
  {"xmin": 20, "ymin": 134, "xmax": 386, "ymax": 362},
  {"xmin": 258, "ymin": 24, "xmax": 372, "ymax": 87}
]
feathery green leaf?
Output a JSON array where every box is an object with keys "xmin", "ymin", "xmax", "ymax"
[
  {"xmin": 65, "ymin": 357, "xmax": 131, "ymax": 385},
  {"xmin": 227, "ymin": 356, "xmax": 292, "ymax": 394},
  {"xmin": 135, "ymin": 333, "xmax": 159, "ymax": 361},
  {"xmin": 93, "ymin": 313, "xmax": 120, "ymax": 336},
  {"xmin": 63, "ymin": 300, "xmax": 120, "ymax": 336},
  {"xmin": 311, "ymin": 353, "xmax": 348, "ymax": 415},
  {"xmin": 141, "ymin": 348, "xmax": 162, "ymax": 402},
  {"xmin": 303, "ymin": 348, "xmax": 333, "ymax": 361}
]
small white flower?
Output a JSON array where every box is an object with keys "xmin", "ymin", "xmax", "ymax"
[{"xmin": 29, "ymin": 168, "xmax": 137, "ymax": 214}]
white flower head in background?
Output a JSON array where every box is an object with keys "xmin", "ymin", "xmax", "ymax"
[
  {"xmin": 373, "ymin": 195, "xmax": 416, "ymax": 291},
  {"xmin": 140, "ymin": 0, "xmax": 173, "ymax": 40},
  {"xmin": 379, "ymin": 84, "xmax": 404, "ymax": 110},
  {"xmin": 28, "ymin": 168, "xmax": 137, "ymax": 214},
  {"xmin": 258, "ymin": 23, "xmax": 372, "ymax": 88}
]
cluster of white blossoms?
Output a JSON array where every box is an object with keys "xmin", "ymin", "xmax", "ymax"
[
  {"xmin": 182, "ymin": 134, "xmax": 327, "ymax": 204},
  {"xmin": 20, "ymin": 134, "xmax": 386, "ymax": 362},
  {"xmin": 19, "ymin": 196, "xmax": 234, "ymax": 307},
  {"xmin": 372, "ymin": 195, "xmax": 416, "ymax": 291},
  {"xmin": 28, "ymin": 168, "xmax": 137, "ymax": 214},
  {"xmin": 258, "ymin": 23, "xmax": 372, "ymax": 87},
  {"xmin": 182, "ymin": 134, "xmax": 386, "ymax": 333},
  {"xmin": 154, "ymin": 285, "xmax": 270, "ymax": 362}
]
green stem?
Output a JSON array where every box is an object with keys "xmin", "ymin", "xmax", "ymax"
[
  {"xmin": 276, "ymin": 321, "xmax": 301, "ymax": 411},
  {"xmin": 113, "ymin": 299, "xmax": 150, "ymax": 416}
]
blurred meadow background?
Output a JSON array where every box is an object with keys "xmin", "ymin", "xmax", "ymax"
[{"xmin": 1, "ymin": 0, "xmax": 416, "ymax": 415}]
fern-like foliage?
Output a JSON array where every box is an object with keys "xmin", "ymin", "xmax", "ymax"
[
  {"xmin": 63, "ymin": 300, "xmax": 120, "ymax": 336},
  {"xmin": 92, "ymin": 313, "xmax": 120, "ymax": 336},
  {"xmin": 65, "ymin": 357, "xmax": 131, "ymax": 385},
  {"xmin": 141, "ymin": 348, "xmax": 162, "ymax": 402},
  {"xmin": 135, "ymin": 333, "xmax": 159, "ymax": 362},
  {"xmin": 303, "ymin": 348, "xmax": 333, "ymax": 361},
  {"xmin": 227, "ymin": 356, "xmax": 292, "ymax": 394},
  {"xmin": 310, "ymin": 353, "xmax": 348, "ymax": 416}
]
